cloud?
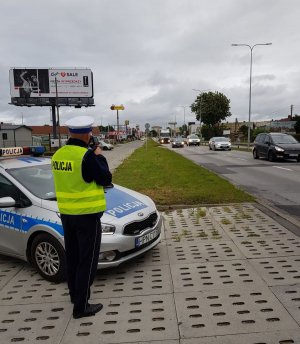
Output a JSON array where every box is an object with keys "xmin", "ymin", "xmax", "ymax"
[{"xmin": 1, "ymin": 0, "xmax": 300, "ymax": 129}]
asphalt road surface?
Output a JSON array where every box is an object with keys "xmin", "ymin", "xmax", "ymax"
[{"xmin": 167, "ymin": 144, "xmax": 300, "ymax": 224}]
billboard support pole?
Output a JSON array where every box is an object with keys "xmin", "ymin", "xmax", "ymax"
[
  {"xmin": 51, "ymin": 105, "xmax": 57, "ymax": 139},
  {"xmin": 117, "ymin": 109, "xmax": 119, "ymax": 142},
  {"xmin": 55, "ymin": 77, "xmax": 61, "ymax": 148}
]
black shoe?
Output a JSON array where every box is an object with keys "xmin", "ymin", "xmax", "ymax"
[{"xmin": 73, "ymin": 303, "xmax": 103, "ymax": 319}]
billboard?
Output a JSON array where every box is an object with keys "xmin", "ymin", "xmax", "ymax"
[{"xmin": 9, "ymin": 68, "xmax": 94, "ymax": 107}]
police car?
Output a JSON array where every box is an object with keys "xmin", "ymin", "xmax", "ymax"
[{"xmin": 0, "ymin": 146, "xmax": 162, "ymax": 282}]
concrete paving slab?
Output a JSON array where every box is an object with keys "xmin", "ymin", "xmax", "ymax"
[
  {"xmin": 0, "ymin": 301, "xmax": 71, "ymax": 343},
  {"xmin": 174, "ymin": 288, "xmax": 299, "ymax": 338},
  {"xmin": 61, "ymin": 294, "xmax": 179, "ymax": 344},
  {"xmin": 167, "ymin": 240, "xmax": 245, "ymax": 265},
  {"xmin": 91, "ymin": 264, "xmax": 173, "ymax": 299},
  {"xmin": 0, "ymin": 255, "xmax": 24, "ymax": 290},
  {"xmin": 180, "ymin": 329, "xmax": 300, "ymax": 343},
  {"xmin": 271, "ymin": 284, "xmax": 300, "ymax": 326},
  {"xmin": 120, "ymin": 241, "xmax": 170, "ymax": 268},
  {"xmin": 0, "ymin": 265, "xmax": 70, "ymax": 305},
  {"xmin": 250, "ymin": 256, "xmax": 300, "ymax": 286},
  {"xmin": 234, "ymin": 236, "xmax": 300, "ymax": 258},
  {"xmin": 209, "ymin": 204, "xmax": 296, "ymax": 239},
  {"xmin": 163, "ymin": 208, "xmax": 229, "ymax": 241},
  {"xmin": 170, "ymin": 259, "xmax": 268, "ymax": 292}
]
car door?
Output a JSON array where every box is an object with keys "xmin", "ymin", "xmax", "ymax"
[
  {"xmin": 0, "ymin": 173, "xmax": 30, "ymax": 257},
  {"xmin": 261, "ymin": 134, "xmax": 271, "ymax": 157}
]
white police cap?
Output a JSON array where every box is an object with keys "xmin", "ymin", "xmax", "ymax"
[{"xmin": 65, "ymin": 115, "xmax": 94, "ymax": 134}]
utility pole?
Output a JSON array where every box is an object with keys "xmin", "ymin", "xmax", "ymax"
[{"xmin": 291, "ymin": 104, "xmax": 294, "ymax": 118}]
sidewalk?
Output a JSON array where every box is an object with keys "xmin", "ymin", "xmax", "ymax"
[{"xmin": 0, "ymin": 142, "xmax": 300, "ymax": 343}]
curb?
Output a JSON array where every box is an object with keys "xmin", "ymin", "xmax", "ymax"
[{"xmin": 255, "ymin": 198, "xmax": 300, "ymax": 230}]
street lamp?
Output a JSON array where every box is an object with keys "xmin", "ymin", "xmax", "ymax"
[
  {"xmin": 231, "ymin": 43, "xmax": 272, "ymax": 149},
  {"xmin": 192, "ymin": 88, "xmax": 211, "ymax": 139}
]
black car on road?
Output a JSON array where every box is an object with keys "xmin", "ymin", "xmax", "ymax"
[
  {"xmin": 253, "ymin": 133, "xmax": 300, "ymax": 162},
  {"xmin": 171, "ymin": 136, "xmax": 185, "ymax": 148}
]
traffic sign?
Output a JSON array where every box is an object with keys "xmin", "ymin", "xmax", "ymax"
[{"xmin": 110, "ymin": 105, "xmax": 124, "ymax": 110}]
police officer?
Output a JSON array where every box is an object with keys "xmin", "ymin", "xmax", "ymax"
[{"xmin": 52, "ymin": 116, "xmax": 112, "ymax": 319}]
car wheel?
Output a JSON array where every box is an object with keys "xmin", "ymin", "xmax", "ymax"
[
  {"xmin": 31, "ymin": 233, "xmax": 66, "ymax": 283},
  {"xmin": 268, "ymin": 151, "xmax": 276, "ymax": 162},
  {"xmin": 253, "ymin": 149, "xmax": 259, "ymax": 159},
  {"xmin": 103, "ymin": 146, "xmax": 108, "ymax": 151}
]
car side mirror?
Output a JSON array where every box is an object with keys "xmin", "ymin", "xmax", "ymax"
[{"xmin": 0, "ymin": 197, "xmax": 16, "ymax": 207}]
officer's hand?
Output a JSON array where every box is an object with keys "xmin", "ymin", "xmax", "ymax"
[{"xmin": 93, "ymin": 146, "xmax": 102, "ymax": 155}]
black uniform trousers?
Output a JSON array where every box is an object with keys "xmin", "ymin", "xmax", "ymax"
[{"xmin": 61, "ymin": 213, "xmax": 102, "ymax": 313}]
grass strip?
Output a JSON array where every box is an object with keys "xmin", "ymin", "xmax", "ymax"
[{"xmin": 113, "ymin": 140, "xmax": 254, "ymax": 205}]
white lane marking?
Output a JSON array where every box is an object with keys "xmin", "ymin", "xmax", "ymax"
[
  {"xmin": 236, "ymin": 158, "xmax": 247, "ymax": 161},
  {"xmin": 272, "ymin": 166, "xmax": 292, "ymax": 171}
]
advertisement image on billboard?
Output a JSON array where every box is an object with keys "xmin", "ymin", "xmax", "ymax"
[{"xmin": 9, "ymin": 68, "xmax": 94, "ymax": 107}]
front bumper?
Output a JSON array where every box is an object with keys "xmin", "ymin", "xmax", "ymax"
[
  {"xmin": 97, "ymin": 214, "xmax": 162, "ymax": 269},
  {"xmin": 216, "ymin": 145, "xmax": 231, "ymax": 150}
]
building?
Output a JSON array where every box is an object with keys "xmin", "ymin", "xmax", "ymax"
[
  {"xmin": 0, "ymin": 123, "xmax": 32, "ymax": 147},
  {"xmin": 30, "ymin": 125, "xmax": 100, "ymax": 144}
]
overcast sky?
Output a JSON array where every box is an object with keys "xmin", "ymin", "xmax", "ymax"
[{"xmin": 1, "ymin": 0, "xmax": 300, "ymax": 129}]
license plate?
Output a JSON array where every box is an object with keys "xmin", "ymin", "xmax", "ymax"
[
  {"xmin": 135, "ymin": 228, "xmax": 160, "ymax": 247},
  {"xmin": 289, "ymin": 154, "xmax": 297, "ymax": 157}
]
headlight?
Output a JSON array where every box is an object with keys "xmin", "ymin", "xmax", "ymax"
[
  {"xmin": 275, "ymin": 146, "xmax": 284, "ymax": 152},
  {"xmin": 101, "ymin": 223, "xmax": 116, "ymax": 234}
]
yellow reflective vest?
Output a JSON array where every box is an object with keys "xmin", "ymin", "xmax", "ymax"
[{"xmin": 52, "ymin": 145, "xmax": 106, "ymax": 215}]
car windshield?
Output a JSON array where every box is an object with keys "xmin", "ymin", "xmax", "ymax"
[
  {"xmin": 8, "ymin": 164, "xmax": 56, "ymax": 200},
  {"xmin": 272, "ymin": 134, "xmax": 299, "ymax": 144},
  {"xmin": 189, "ymin": 135, "xmax": 199, "ymax": 139},
  {"xmin": 214, "ymin": 137, "xmax": 229, "ymax": 142}
]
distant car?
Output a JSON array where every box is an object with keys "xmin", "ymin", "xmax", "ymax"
[
  {"xmin": 186, "ymin": 134, "xmax": 200, "ymax": 146},
  {"xmin": 253, "ymin": 133, "xmax": 300, "ymax": 162},
  {"xmin": 209, "ymin": 137, "xmax": 231, "ymax": 151},
  {"xmin": 171, "ymin": 137, "xmax": 185, "ymax": 148},
  {"xmin": 99, "ymin": 140, "xmax": 114, "ymax": 150}
]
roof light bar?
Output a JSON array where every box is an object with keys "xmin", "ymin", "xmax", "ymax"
[{"xmin": 0, "ymin": 146, "xmax": 45, "ymax": 157}]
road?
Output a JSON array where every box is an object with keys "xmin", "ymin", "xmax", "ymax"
[{"xmin": 167, "ymin": 144, "xmax": 300, "ymax": 224}]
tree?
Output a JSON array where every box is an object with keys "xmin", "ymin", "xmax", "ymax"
[
  {"xmin": 190, "ymin": 91, "xmax": 231, "ymax": 126},
  {"xmin": 294, "ymin": 115, "xmax": 300, "ymax": 134},
  {"xmin": 179, "ymin": 124, "xmax": 188, "ymax": 136},
  {"xmin": 238, "ymin": 124, "xmax": 248, "ymax": 138},
  {"xmin": 149, "ymin": 129, "xmax": 158, "ymax": 137}
]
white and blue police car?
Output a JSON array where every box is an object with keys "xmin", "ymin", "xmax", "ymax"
[{"xmin": 0, "ymin": 146, "xmax": 162, "ymax": 282}]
